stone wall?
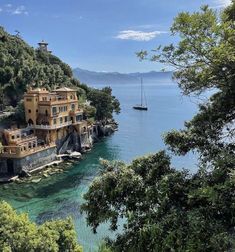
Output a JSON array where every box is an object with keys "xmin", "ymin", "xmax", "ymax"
[
  {"xmin": 0, "ymin": 146, "xmax": 57, "ymax": 175},
  {"xmin": 0, "ymin": 160, "xmax": 8, "ymax": 174}
]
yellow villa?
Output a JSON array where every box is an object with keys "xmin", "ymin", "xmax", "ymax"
[
  {"xmin": 0, "ymin": 87, "xmax": 93, "ymax": 175},
  {"xmin": 24, "ymin": 87, "xmax": 88, "ymax": 144}
]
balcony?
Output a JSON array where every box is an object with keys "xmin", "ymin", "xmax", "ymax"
[
  {"xmin": 29, "ymin": 121, "xmax": 73, "ymax": 130},
  {"xmin": 9, "ymin": 135, "xmax": 37, "ymax": 144},
  {"xmin": 69, "ymin": 110, "xmax": 83, "ymax": 116},
  {"xmin": 38, "ymin": 97, "xmax": 77, "ymax": 106}
]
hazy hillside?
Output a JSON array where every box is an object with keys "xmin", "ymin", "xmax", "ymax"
[{"xmin": 73, "ymin": 67, "xmax": 173, "ymax": 85}]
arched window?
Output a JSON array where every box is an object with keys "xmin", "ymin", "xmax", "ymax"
[
  {"xmin": 28, "ymin": 119, "xmax": 34, "ymax": 125},
  {"xmin": 71, "ymin": 104, "xmax": 75, "ymax": 111}
]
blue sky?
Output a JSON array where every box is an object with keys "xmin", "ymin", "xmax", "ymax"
[{"xmin": 0, "ymin": 0, "xmax": 231, "ymax": 72}]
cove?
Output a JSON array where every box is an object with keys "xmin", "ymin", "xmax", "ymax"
[{"xmin": 0, "ymin": 81, "xmax": 199, "ymax": 251}]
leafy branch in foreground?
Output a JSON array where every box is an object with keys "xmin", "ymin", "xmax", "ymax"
[
  {"xmin": 0, "ymin": 201, "xmax": 83, "ymax": 252},
  {"xmin": 82, "ymin": 152, "xmax": 235, "ymax": 252}
]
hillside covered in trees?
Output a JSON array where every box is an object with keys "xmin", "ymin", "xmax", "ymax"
[
  {"xmin": 0, "ymin": 27, "xmax": 120, "ymax": 122},
  {"xmin": 0, "ymin": 26, "xmax": 76, "ymax": 107}
]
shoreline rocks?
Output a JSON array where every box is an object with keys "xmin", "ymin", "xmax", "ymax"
[{"xmin": 1, "ymin": 119, "xmax": 118, "ymax": 184}]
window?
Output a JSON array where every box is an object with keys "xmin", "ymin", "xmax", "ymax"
[
  {"xmin": 36, "ymin": 109, "xmax": 38, "ymax": 113},
  {"xmin": 17, "ymin": 135, "xmax": 20, "ymax": 139},
  {"xmin": 11, "ymin": 135, "xmax": 15, "ymax": 140},
  {"xmin": 26, "ymin": 98, "xmax": 32, "ymax": 102},
  {"xmin": 52, "ymin": 107, "xmax": 57, "ymax": 115},
  {"xmin": 28, "ymin": 109, "xmax": 31, "ymax": 113},
  {"xmin": 64, "ymin": 116, "xmax": 68, "ymax": 122},
  {"xmin": 60, "ymin": 117, "xmax": 63, "ymax": 124},
  {"xmin": 76, "ymin": 115, "xmax": 82, "ymax": 122},
  {"xmin": 60, "ymin": 106, "xmax": 65, "ymax": 112},
  {"xmin": 71, "ymin": 104, "xmax": 75, "ymax": 111},
  {"xmin": 53, "ymin": 118, "xmax": 57, "ymax": 125}
]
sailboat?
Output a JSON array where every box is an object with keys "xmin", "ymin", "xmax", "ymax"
[{"xmin": 133, "ymin": 77, "xmax": 148, "ymax": 110}]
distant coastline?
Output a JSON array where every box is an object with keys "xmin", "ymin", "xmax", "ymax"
[{"xmin": 73, "ymin": 67, "xmax": 173, "ymax": 85}]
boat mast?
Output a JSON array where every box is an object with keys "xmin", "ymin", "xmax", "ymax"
[{"xmin": 141, "ymin": 77, "xmax": 143, "ymax": 106}]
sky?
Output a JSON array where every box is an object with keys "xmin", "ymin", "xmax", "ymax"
[{"xmin": 0, "ymin": 0, "xmax": 232, "ymax": 73}]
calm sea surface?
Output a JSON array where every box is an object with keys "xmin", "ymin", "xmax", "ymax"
[{"xmin": 0, "ymin": 79, "xmax": 200, "ymax": 251}]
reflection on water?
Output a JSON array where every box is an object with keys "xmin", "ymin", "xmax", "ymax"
[{"xmin": 0, "ymin": 82, "xmax": 199, "ymax": 251}]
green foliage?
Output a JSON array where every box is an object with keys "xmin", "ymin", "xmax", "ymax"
[
  {"xmin": 86, "ymin": 86, "xmax": 120, "ymax": 121},
  {"xmin": 82, "ymin": 104, "xmax": 96, "ymax": 119},
  {"xmin": 98, "ymin": 242, "xmax": 113, "ymax": 252},
  {"xmin": 82, "ymin": 151, "xmax": 235, "ymax": 252},
  {"xmin": 11, "ymin": 102, "xmax": 25, "ymax": 124},
  {"xmin": 76, "ymin": 83, "xmax": 120, "ymax": 120},
  {"xmin": 83, "ymin": 2, "xmax": 235, "ymax": 251},
  {"xmin": 0, "ymin": 26, "xmax": 78, "ymax": 107},
  {"xmin": 0, "ymin": 201, "xmax": 82, "ymax": 252},
  {"xmin": 0, "ymin": 102, "xmax": 26, "ymax": 127}
]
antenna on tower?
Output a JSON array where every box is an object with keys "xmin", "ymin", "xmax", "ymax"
[{"xmin": 15, "ymin": 30, "xmax": 20, "ymax": 37}]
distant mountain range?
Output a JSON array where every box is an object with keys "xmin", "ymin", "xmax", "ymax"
[{"xmin": 73, "ymin": 67, "xmax": 173, "ymax": 85}]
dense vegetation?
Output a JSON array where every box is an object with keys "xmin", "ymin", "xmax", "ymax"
[
  {"xmin": 0, "ymin": 27, "xmax": 73, "ymax": 107},
  {"xmin": 0, "ymin": 201, "xmax": 82, "ymax": 251},
  {"xmin": 82, "ymin": 2, "xmax": 235, "ymax": 252},
  {"xmin": 86, "ymin": 86, "xmax": 120, "ymax": 121},
  {"xmin": 0, "ymin": 27, "xmax": 120, "ymax": 121}
]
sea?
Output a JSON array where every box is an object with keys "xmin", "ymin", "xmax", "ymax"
[{"xmin": 0, "ymin": 78, "xmax": 201, "ymax": 251}]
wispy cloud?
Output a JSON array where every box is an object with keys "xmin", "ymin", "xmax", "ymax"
[
  {"xmin": 0, "ymin": 3, "xmax": 28, "ymax": 15},
  {"xmin": 115, "ymin": 30, "xmax": 167, "ymax": 41},
  {"xmin": 213, "ymin": 0, "xmax": 231, "ymax": 7},
  {"xmin": 12, "ymin": 5, "xmax": 28, "ymax": 15}
]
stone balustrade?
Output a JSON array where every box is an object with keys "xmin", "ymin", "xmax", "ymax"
[
  {"xmin": 0, "ymin": 143, "xmax": 56, "ymax": 158},
  {"xmin": 29, "ymin": 121, "xmax": 73, "ymax": 130}
]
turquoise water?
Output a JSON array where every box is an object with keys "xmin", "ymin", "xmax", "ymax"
[{"xmin": 0, "ymin": 80, "xmax": 199, "ymax": 251}]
